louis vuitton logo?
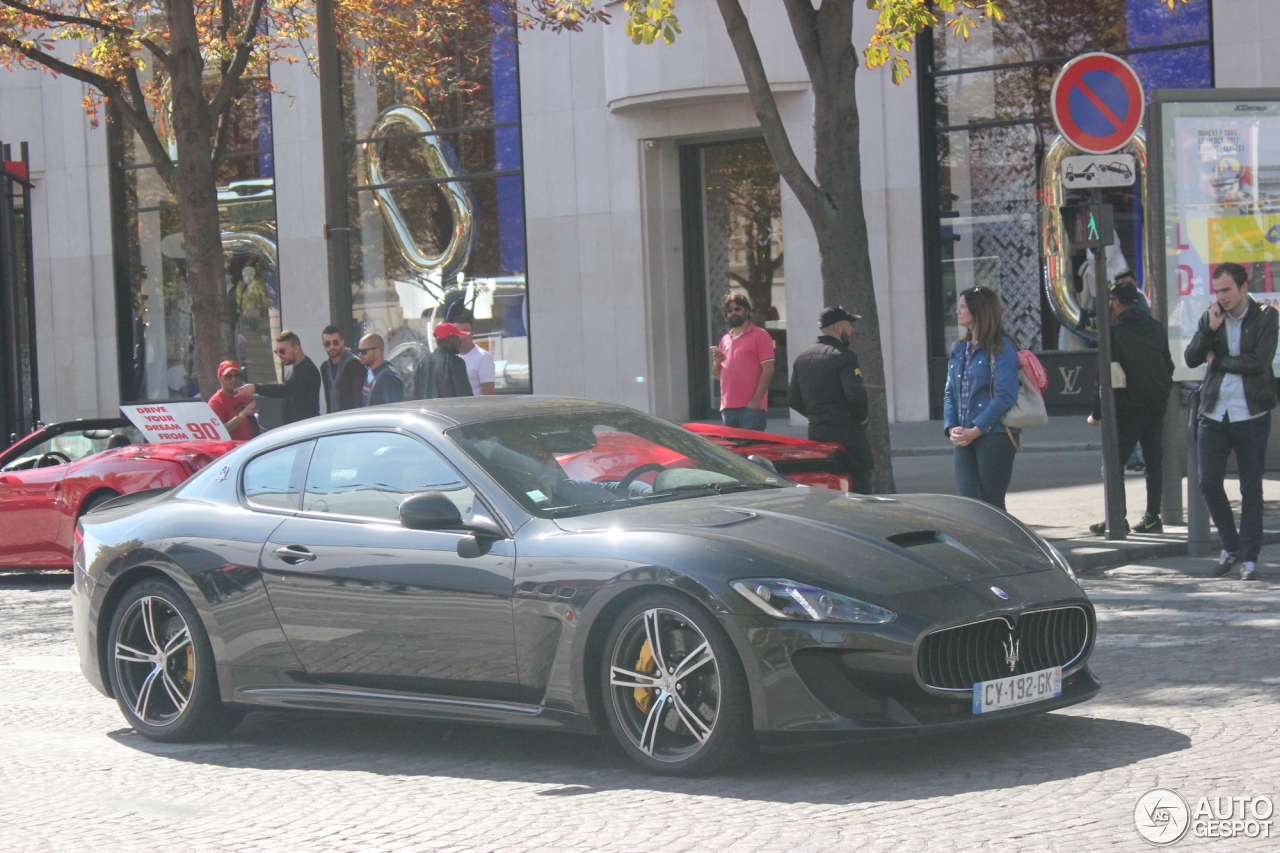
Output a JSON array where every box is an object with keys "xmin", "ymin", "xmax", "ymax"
[{"xmin": 1058, "ymin": 366, "xmax": 1083, "ymax": 395}]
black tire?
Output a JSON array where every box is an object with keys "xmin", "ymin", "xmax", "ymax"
[
  {"xmin": 78, "ymin": 491, "xmax": 119, "ymax": 518},
  {"xmin": 600, "ymin": 590, "xmax": 751, "ymax": 776},
  {"xmin": 106, "ymin": 576, "xmax": 243, "ymax": 742}
]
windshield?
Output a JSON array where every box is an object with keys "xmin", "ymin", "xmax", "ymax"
[
  {"xmin": 448, "ymin": 411, "xmax": 785, "ymax": 518},
  {"xmin": 1, "ymin": 426, "xmax": 146, "ymax": 471}
]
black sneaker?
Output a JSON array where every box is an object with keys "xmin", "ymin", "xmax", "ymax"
[
  {"xmin": 1089, "ymin": 519, "xmax": 1130, "ymax": 536},
  {"xmin": 1213, "ymin": 550, "xmax": 1241, "ymax": 577},
  {"xmin": 1133, "ymin": 514, "xmax": 1163, "ymax": 534}
]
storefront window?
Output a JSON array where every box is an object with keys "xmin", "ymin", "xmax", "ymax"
[
  {"xmin": 920, "ymin": 0, "xmax": 1212, "ymax": 414},
  {"xmin": 341, "ymin": 6, "xmax": 529, "ymax": 396},
  {"xmin": 110, "ymin": 71, "xmax": 280, "ymax": 402}
]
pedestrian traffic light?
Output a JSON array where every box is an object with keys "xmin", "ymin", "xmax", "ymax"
[{"xmin": 1060, "ymin": 203, "xmax": 1114, "ymax": 249}]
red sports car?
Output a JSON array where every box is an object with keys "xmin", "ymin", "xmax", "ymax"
[
  {"xmin": 552, "ymin": 421, "xmax": 851, "ymax": 492},
  {"xmin": 0, "ymin": 418, "xmax": 237, "ymax": 569},
  {"xmin": 682, "ymin": 423, "xmax": 852, "ymax": 491}
]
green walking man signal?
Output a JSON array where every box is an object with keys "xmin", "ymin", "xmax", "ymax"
[{"xmin": 1061, "ymin": 202, "xmax": 1115, "ymax": 249}]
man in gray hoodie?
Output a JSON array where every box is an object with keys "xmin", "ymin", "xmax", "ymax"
[{"xmin": 320, "ymin": 325, "xmax": 365, "ymax": 412}]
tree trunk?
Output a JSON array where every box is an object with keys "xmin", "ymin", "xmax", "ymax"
[
  {"xmin": 715, "ymin": 0, "xmax": 896, "ymax": 492},
  {"xmin": 806, "ymin": 1, "xmax": 895, "ymax": 494},
  {"xmin": 167, "ymin": 0, "xmax": 231, "ymax": 398}
]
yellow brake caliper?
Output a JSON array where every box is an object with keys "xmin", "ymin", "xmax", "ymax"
[{"xmin": 634, "ymin": 640, "xmax": 655, "ymax": 713}]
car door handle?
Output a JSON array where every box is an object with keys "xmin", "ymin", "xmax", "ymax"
[{"xmin": 273, "ymin": 545, "xmax": 316, "ymax": 564}]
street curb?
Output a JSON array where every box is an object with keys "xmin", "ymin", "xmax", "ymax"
[
  {"xmin": 892, "ymin": 443, "xmax": 1102, "ymax": 457},
  {"xmin": 1053, "ymin": 530, "xmax": 1280, "ymax": 574}
]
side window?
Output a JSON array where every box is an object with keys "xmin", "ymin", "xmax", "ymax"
[
  {"xmin": 303, "ymin": 432, "xmax": 474, "ymax": 523},
  {"xmin": 242, "ymin": 442, "xmax": 312, "ymax": 511}
]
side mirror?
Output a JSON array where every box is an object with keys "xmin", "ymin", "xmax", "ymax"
[
  {"xmin": 747, "ymin": 454, "xmax": 778, "ymax": 474},
  {"xmin": 399, "ymin": 491, "xmax": 464, "ymax": 531}
]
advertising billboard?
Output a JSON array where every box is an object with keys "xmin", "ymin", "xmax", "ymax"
[{"xmin": 1155, "ymin": 92, "xmax": 1280, "ymax": 379}]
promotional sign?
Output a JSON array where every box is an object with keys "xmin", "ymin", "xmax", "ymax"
[
  {"xmin": 1061, "ymin": 153, "xmax": 1136, "ymax": 187},
  {"xmin": 120, "ymin": 402, "xmax": 231, "ymax": 443},
  {"xmin": 1157, "ymin": 97, "xmax": 1280, "ymax": 380},
  {"xmin": 1051, "ymin": 53, "xmax": 1145, "ymax": 154}
]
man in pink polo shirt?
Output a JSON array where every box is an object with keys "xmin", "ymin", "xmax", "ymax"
[{"xmin": 711, "ymin": 293, "xmax": 775, "ymax": 431}]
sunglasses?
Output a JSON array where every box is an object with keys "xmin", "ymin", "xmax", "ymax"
[
  {"xmin": 357, "ymin": 347, "xmax": 379, "ymax": 355},
  {"xmin": 222, "ymin": 372, "xmax": 243, "ymax": 380}
]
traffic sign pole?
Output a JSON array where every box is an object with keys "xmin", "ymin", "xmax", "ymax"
[{"xmin": 1092, "ymin": 189, "xmax": 1127, "ymax": 540}]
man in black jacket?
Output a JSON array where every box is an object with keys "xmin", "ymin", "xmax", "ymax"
[
  {"xmin": 1185, "ymin": 262, "xmax": 1279, "ymax": 581},
  {"xmin": 415, "ymin": 322, "xmax": 474, "ymax": 400},
  {"xmin": 242, "ymin": 330, "xmax": 321, "ymax": 425},
  {"xmin": 320, "ymin": 325, "xmax": 365, "ymax": 412},
  {"xmin": 1087, "ymin": 281, "xmax": 1175, "ymax": 535},
  {"xmin": 787, "ymin": 306, "xmax": 872, "ymax": 493}
]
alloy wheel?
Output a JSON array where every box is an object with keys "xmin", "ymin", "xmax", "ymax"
[
  {"xmin": 112, "ymin": 595, "xmax": 196, "ymax": 727},
  {"xmin": 608, "ymin": 607, "xmax": 720, "ymax": 763}
]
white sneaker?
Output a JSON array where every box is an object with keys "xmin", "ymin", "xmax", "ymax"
[{"xmin": 1240, "ymin": 562, "xmax": 1258, "ymax": 581}]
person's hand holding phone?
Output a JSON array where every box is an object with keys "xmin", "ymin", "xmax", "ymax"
[
  {"xmin": 710, "ymin": 347, "xmax": 726, "ymax": 366},
  {"xmin": 1208, "ymin": 301, "xmax": 1225, "ymax": 331}
]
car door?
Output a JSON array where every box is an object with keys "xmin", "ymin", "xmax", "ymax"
[
  {"xmin": 258, "ymin": 430, "xmax": 521, "ymax": 702},
  {"xmin": 0, "ymin": 460, "xmax": 67, "ymax": 565}
]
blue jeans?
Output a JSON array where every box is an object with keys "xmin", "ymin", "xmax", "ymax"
[
  {"xmin": 722, "ymin": 407, "xmax": 768, "ymax": 431},
  {"xmin": 1199, "ymin": 411, "xmax": 1271, "ymax": 562},
  {"xmin": 954, "ymin": 429, "xmax": 1018, "ymax": 511}
]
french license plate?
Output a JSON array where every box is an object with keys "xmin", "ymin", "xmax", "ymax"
[{"xmin": 972, "ymin": 666, "xmax": 1062, "ymax": 714}]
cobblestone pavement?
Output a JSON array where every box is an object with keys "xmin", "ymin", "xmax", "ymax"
[{"xmin": 1, "ymin": 551, "xmax": 1278, "ymax": 853}]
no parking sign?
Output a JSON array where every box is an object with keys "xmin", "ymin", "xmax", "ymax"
[{"xmin": 1051, "ymin": 53, "xmax": 1145, "ymax": 154}]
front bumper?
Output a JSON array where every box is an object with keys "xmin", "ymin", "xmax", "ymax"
[{"xmin": 726, "ymin": 578, "xmax": 1098, "ymax": 740}]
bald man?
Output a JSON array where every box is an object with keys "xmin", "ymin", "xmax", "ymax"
[{"xmin": 357, "ymin": 333, "xmax": 404, "ymax": 406}]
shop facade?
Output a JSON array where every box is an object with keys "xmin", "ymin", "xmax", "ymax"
[{"xmin": 0, "ymin": 0, "xmax": 1276, "ymax": 427}]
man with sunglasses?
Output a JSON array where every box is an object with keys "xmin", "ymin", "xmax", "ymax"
[
  {"xmin": 239, "ymin": 330, "xmax": 321, "ymax": 425},
  {"xmin": 712, "ymin": 293, "xmax": 775, "ymax": 431},
  {"xmin": 358, "ymin": 333, "xmax": 404, "ymax": 406},
  {"xmin": 208, "ymin": 360, "xmax": 259, "ymax": 441}
]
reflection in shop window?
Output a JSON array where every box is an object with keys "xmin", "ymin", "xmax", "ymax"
[
  {"xmin": 112, "ymin": 61, "xmax": 281, "ymax": 402},
  {"xmin": 342, "ymin": 5, "xmax": 530, "ymax": 396}
]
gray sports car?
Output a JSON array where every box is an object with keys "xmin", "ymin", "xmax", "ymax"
[{"xmin": 72, "ymin": 397, "xmax": 1097, "ymax": 775}]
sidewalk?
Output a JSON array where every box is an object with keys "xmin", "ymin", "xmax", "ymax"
[{"xmin": 759, "ymin": 415, "xmax": 1280, "ymax": 574}]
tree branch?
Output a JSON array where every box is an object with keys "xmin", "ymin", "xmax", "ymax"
[
  {"xmin": 122, "ymin": 65, "xmax": 176, "ymax": 188},
  {"xmin": 0, "ymin": 0, "xmax": 130, "ymax": 36},
  {"xmin": 140, "ymin": 38, "xmax": 171, "ymax": 70},
  {"xmin": 207, "ymin": 0, "xmax": 267, "ymax": 121},
  {"xmin": 711, "ymin": 0, "xmax": 824, "ymax": 223}
]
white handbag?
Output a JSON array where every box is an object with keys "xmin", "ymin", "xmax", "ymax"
[{"xmin": 1002, "ymin": 368, "xmax": 1049, "ymax": 429}]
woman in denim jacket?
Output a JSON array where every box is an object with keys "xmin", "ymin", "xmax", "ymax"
[{"xmin": 943, "ymin": 286, "xmax": 1022, "ymax": 510}]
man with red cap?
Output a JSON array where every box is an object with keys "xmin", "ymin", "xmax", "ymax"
[
  {"xmin": 208, "ymin": 360, "xmax": 259, "ymax": 441},
  {"xmin": 414, "ymin": 322, "xmax": 474, "ymax": 400}
]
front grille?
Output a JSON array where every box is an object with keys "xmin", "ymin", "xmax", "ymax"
[{"xmin": 917, "ymin": 606, "xmax": 1091, "ymax": 692}]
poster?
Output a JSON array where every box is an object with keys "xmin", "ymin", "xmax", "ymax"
[
  {"xmin": 1163, "ymin": 100, "xmax": 1280, "ymax": 379},
  {"xmin": 120, "ymin": 402, "xmax": 232, "ymax": 443}
]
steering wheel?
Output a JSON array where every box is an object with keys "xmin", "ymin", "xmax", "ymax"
[
  {"xmin": 618, "ymin": 462, "xmax": 667, "ymax": 493},
  {"xmin": 35, "ymin": 451, "xmax": 71, "ymax": 468}
]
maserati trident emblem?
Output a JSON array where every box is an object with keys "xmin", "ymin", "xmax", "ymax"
[
  {"xmin": 991, "ymin": 586, "xmax": 1009, "ymax": 600},
  {"xmin": 1003, "ymin": 634, "xmax": 1021, "ymax": 672}
]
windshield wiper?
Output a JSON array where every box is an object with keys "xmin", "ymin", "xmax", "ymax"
[{"xmin": 638, "ymin": 482, "xmax": 783, "ymax": 500}]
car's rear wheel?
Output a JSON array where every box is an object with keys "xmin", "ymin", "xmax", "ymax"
[
  {"xmin": 106, "ymin": 577, "xmax": 242, "ymax": 742},
  {"xmin": 600, "ymin": 591, "xmax": 750, "ymax": 776},
  {"xmin": 78, "ymin": 490, "xmax": 119, "ymax": 518}
]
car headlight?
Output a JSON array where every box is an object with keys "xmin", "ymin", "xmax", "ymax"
[
  {"xmin": 730, "ymin": 578, "xmax": 896, "ymax": 624},
  {"xmin": 1043, "ymin": 540, "xmax": 1078, "ymax": 583}
]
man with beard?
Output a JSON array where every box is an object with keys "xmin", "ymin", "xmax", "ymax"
[
  {"xmin": 415, "ymin": 322, "xmax": 474, "ymax": 399},
  {"xmin": 787, "ymin": 306, "xmax": 873, "ymax": 494},
  {"xmin": 711, "ymin": 293, "xmax": 775, "ymax": 431}
]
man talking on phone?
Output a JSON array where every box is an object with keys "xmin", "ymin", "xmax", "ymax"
[{"xmin": 1185, "ymin": 262, "xmax": 1278, "ymax": 581}]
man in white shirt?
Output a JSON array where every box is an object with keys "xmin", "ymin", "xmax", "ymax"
[
  {"xmin": 452, "ymin": 309, "xmax": 496, "ymax": 395},
  {"xmin": 1185, "ymin": 263, "xmax": 1279, "ymax": 581}
]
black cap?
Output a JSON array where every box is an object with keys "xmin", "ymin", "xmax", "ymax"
[
  {"xmin": 1109, "ymin": 281, "xmax": 1140, "ymax": 304},
  {"xmin": 819, "ymin": 306, "xmax": 861, "ymax": 328}
]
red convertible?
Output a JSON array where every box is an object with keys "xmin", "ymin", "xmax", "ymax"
[{"xmin": 0, "ymin": 418, "xmax": 236, "ymax": 570}]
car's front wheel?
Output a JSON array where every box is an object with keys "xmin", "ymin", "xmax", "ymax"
[
  {"xmin": 600, "ymin": 592, "xmax": 750, "ymax": 775},
  {"xmin": 106, "ymin": 577, "xmax": 242, "ymax": 742}
]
